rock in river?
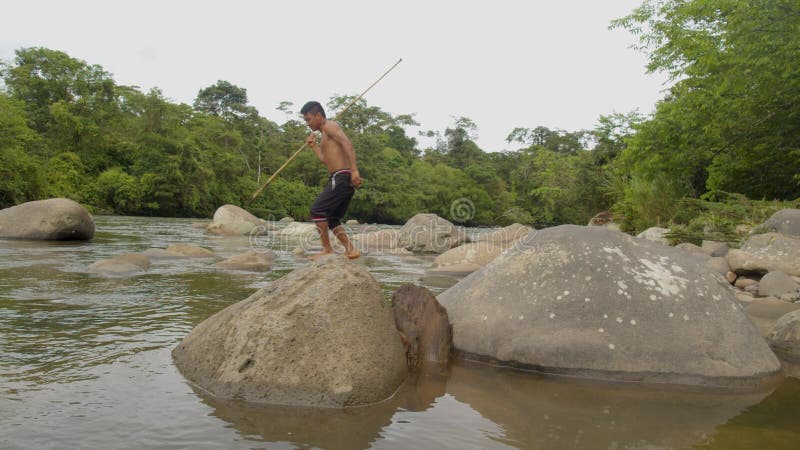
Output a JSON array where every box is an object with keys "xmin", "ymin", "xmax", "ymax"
[
  {"xmin": 207, "ymin": 204, "xmax": 273, "ymax": 236},
  {"xmin": 88, "ymin": 253, "xmax": 150, "ymax": 277},
  {"xmin": 0, "ymin": 198, "xmax": 94, "ymax": 240},
  {"xmin": 437, "ymin": 224, "xmax": 781, "ymax": 387},
  {"xmin": 727, "ymin": 232, "xmax": 800, "ymax": 276},
  {"xmin": 172, "ymin": 255, "xmax": 407, "ymax": 407},
  {"xmin": 397, "ymin": 213, "xmax": 469, "ymax": 253}
]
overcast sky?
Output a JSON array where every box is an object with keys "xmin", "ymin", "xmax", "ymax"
[{"xmin": 1, "ymin": 0, "xmax": 668, "ymax": 152}]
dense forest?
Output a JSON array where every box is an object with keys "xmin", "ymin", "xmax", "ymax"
[{"xmin": 1, "ymin": 0, "xmax": 798, "ymax": 235}]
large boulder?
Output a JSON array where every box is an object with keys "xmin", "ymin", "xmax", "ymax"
[
  {"xmin": 88, "ymin": 253, "xmax": 150, "ymax": 277},
  {"xmin": 767, "ymin": 310, "xmax": 800, "ymax": 361},
  {"xmin": 428, "ymin": 242, "xmax": 508, "ymax": 276},
  {"xmin": 438, "ymin": 224, "xmax": 781, "ymax": 387},
  {"xmin": 727, "ymin": 232, "xmax": 800, "ymax": 276},
  {"xmin": 761, "ymin": 209, "xmax": 800, "ymax": 237},
  {"xmin": 0, "ymin": 198, "xmax": 94, "ymax": 240},
  {"xmin": 474, "ymin": 223, "xmax": 534, "ymax": 245},
  {"xmin": 398, "ymin": 213, "xmax": 469, "ymax": 253},
  {"xmin": 207, "ymin": 205, "xmax": 272, "ymax": 236},
  {"xmin": 172, "ymin": 256, "xmax": 407, "ymax": 407},
  {"xmin": 391, "ymin": 284, "xmax": 451, "ymax": 369}
]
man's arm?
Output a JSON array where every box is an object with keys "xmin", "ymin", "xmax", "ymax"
[
  {"xmin": 323, "ymin": 122, "xmax": 362, "ymax": 187},
  {"xmin": 306, "ymin": 133, "xmax": 324, "ymax": 161}
]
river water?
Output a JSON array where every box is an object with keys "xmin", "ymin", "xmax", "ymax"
[{"xmin": 1, "ymin": 216, "xmax": 798, "ymax": 449}]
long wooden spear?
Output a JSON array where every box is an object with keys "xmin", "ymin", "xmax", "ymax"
[{"xmin": 250, "ymin": 58, "xmax": 403, "ymax": 201}]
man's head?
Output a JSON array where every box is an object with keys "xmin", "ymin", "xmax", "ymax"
[{"xmin": 301, "ymin": 101, "xmax": 326, "ymax": 131}]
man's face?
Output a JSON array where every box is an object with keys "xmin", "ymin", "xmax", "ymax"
[{"xmin": 303, "ymin": 112, "xmax": 322, "ymax": 131}]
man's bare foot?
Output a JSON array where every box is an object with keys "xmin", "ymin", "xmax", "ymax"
[
  {"xmin": 345, "ymin": 248, "xmax": 361, "ymax": 260},
  {"xmin": 308, "ymin": 250, "xmax": 334, "ymax": 261}
]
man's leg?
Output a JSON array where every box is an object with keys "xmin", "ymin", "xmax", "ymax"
[
  {"xmin": 332, "ymin": 224, "xmax": 361, "ymax": 259},
  {"xmin": 309, "ymin": 220, "xmax": 334, "ymax": 260}
]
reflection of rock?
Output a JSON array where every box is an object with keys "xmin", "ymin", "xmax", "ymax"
[
  {"xmin": 207, "ymin": 204, "xmax": 273, "ymax": 236},
  {"xmin": 195, "ymin": 384, "xmax": 401, "ymax": 450},
  {"xmin": 446, "ymin": 360, "xmax": 770, "ymax": 450},
  {"xmin": 398, "ymin": 214, "xmax": 469, "ymax": 253},
  {"xmin": 438, "ymin": 225, "xmax": 781, "ymax": 387},
  {"xmin": 392, "ymin": 284, "xmax": 451, "ymax": 369},
  {"xmin": 173, "ymin": 255, "xmax": 407, "ymax": 407},
  {"xmin": 0, "ymin": 198, "xmax": 95, "ymax": 240},
  {"xmin": 214, "ymin": 250, "xmax": 275, "ymax": 271},
  {"xmin": 88, "ymin": 253, "xmax": 150, "ymax": 277}
]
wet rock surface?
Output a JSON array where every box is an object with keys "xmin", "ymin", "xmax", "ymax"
[{"xmin": 392, "ymin": 284, "xmax": 452, "ymax": 369}]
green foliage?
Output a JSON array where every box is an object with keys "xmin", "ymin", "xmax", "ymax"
[
  {"xmin": 94, "ymin": 168, "xmax": 141, "ymax": 214},
  {"xmin": 666, "ymin": 192, "xmax": 800, "ymax": 246}
]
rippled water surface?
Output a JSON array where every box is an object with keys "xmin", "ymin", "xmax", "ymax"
[{"xmin": 1, "ymin": 216, "xmax": 799, "ymax": 449}]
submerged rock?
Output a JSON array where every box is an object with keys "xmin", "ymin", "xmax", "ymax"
[
  {"xmin": 392, "ymin": 284, "xmax": 451, "ymax": 369},
  {"xmin": 207, "ymin": 204, "xmax": 273, "ymax": 236},
  {"xmin": 165, "ymin": 244, "xmax": 214, "ymax": 258},
  {"xmin": 0, "ymin": 198, "xmax": 94, "ymax": 240},
  {"xmin": 727, "ymin": 232, "xmax": 800, "ymax": 276},
  {"xmin": 214, "ymin": 250, "xmax": 275, "ymax": 271},
  {"xmin": 172, "ymin": 255, "xmax": 407, "ymax": 407},
  {"xmin": 398, "ymin": 213, "xmax": 469, "ymax": 253},
  {"xmin": 88, "ymin": 253, "xmax": 150, "ymax": 277},
  {"xmin": 437, "ymin": 224, "xmax": 781, "ymax": 387}
]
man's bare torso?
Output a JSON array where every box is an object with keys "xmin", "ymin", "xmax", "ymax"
[{"xmin": 318, "ymin": 122, "xmax": 348, "ymax": 173}]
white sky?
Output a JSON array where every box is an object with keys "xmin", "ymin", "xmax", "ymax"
[{"xmin": 1, "ymin": 0, "xmax": 668, "ymax": 152}]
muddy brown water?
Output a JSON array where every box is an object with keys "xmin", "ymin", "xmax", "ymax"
[{"xmin": 1, "ymin": 216, "xmax": 798, "ymax": 449}]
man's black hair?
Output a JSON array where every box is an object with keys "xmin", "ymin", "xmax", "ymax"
[{"xmin": 300, "ymin": 101, "xmax": 326, "ymax": 118}]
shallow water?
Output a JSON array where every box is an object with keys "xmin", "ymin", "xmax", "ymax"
[{"xmin": 1, "ymin": 216, "xmax": 798, "ymax": 449}]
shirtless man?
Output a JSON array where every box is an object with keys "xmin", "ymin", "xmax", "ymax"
[{"xmin": 301, "ymin": 101, "xmax": 362, "ymax": 260}]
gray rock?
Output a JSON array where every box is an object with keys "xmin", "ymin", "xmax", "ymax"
[
  {"xmin": 0, "ymin": 198, "xmax": 94, "ymax": 240},
  {"xmin": 736, "ymin": 292, "xmax": 755, "ymax": 303},
  {"xmin": 346, "ymin": 219, "xmax": 359, "ymax": 225},
  {"xmin": 88, "ymin": 253, "xmax": 150, "ymax": 277},
  {"xmin": 758, "ymin": 271, "xmax": 799, "ymax": 298},
  {"xmin": 706, "ymin": 257, "xmax": 730, "ymax": 276},
  {"xmin": 781, "ymin": 292, "xmax": 800, "ymax": 302},
  {"xmin": 277, "ymin": 222, "xmax": 318, "ymax": 237},
  {"xmin": 207, "ymin": 204, "xmax": 273, "ymax": 236},
  {"xmin": 437, "ymin": 224, "xmax": 781, "ymax": 387},
  {"xmin": 675, "ymin": 242, "xmax": 711, "ymax": 260},
  {"xmin": 279, "ymin": 216, "xmax": 295, "ymax": 223},
  {"xmin": 735, "ymin": 277, "xmax": 759, "ymax": 289},
  {"xmin": 474, "ymin": 223, "xmax": 534, "ymax": 244},
  {"xmin": 762, "ymin": 209, "xmax": 800, "ymax": 237},
  {"xmin": 701, "ymin": 241, "xmax": 729, "ymax": 257},
  {"xmin": 768, "ymin": 310, "xmax": 800, "ymax": 361},
  {"xmin": 172, "ymin": 255, "xmax": 407, "ymax": 407},
  {"xmin": 165, "ymin": 244, "xmax": 214, "ymax": 258},
  {"xmin": 392, "ymin": 284, "xmax": 451, "ymax": 369},
  {"xmin": 727, "ymin": 233, "xmax": 800, "ymax": 276},
  {"xmin": 726, "ymin": 271, "xmax": 738, "ymax": 284},
  {"xmin": 745, "ymin": 298, "xmax": 800, "ymax": 337},
  {"xmin": 429, "ymin": 242, "xmax": 508, "ymax": 276},
  {"xmin": 214, "ymin": 250, "xmax": 275, "ymax": 271},
  {"xmin": 637, "ymin": 227, "xmax": 671, "ymax": 245},
  {"xmin": 398, "ymin": 214, "xmax": 469, "ymax": 253}
]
